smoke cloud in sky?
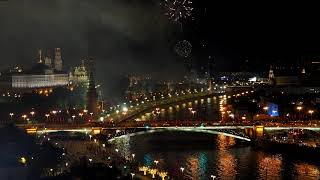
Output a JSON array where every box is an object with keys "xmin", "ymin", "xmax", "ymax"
[{"xmin": 0, "ymin": 0, "xmax": 186, "ymax": 98}]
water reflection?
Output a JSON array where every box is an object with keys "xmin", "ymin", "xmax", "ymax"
[
  {"xmin": 186, "ymin": 156, "xmax": 200, "ymax": 179},
  {"xmin": 111, "ymin": 95, "xmax": 320, "ymax": 179},
  {"xmin": 111, "ymin": 131, "xmax": 320, "ymax": 179},
  {"xmin": 216, "ymin": 135, "xmax": 237, "ymax": 179},
  {"xmin": 141, "ymin": 97, "xmax": 221, "ymax": 122},
  {"xmin": 294, "ymin": 163, "xmax": 320, "ymax": 179},
  {"xmin": 143, "ymin": 154, "xmax": 153, "ymax": 167},
  {"xmin": 258, "ymin": 154, "xmax": 282, "ymax": 179}
]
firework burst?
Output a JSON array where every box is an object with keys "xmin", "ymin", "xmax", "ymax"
[
  {"xmin": 162, "ymin": 0, "xmax": 193, "ymax": 22},
  {"xmin": 175, "ymin": 40, "xmax": 192, "ymax": 58}
]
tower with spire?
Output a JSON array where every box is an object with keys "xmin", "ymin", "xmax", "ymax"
[
  {"xmin": 86, "ymin": 58, "xmax": 98, "ymax": 119},
  {"xmin": 54, "ymin": 48, "xmax": 62, "ymax": 71},
  {"xmin": 38, "ymin": 49, "xmax": 43, "ymax": 63},
  {"xmin": 269, "ymin": 65, "xmax": 274, "ymax": 79},
  {"xmin": 44, "ymin": 49, "xmax": 52, "ymax": 68}
]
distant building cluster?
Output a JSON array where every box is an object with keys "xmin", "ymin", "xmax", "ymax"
[
  {"xmin": 269, "ymin": 58, "xmax": 320, "ymax": 87},
  {"xmin": 0, "ymin": 49, "xmax": 90, "ymax": 96}
]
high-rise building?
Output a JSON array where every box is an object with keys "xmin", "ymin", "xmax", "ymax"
[{"xmin": 54, "ymin": 48, "xmax": 62, "ymax": 71}]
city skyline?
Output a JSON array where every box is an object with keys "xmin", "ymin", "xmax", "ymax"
[
  {"xmin": 2, "ymin": 1, "xmax": 320, "ymax": 98},
  {"xmin": 1, "ymin": 1, "xmax": 320, "ymax": 179}
]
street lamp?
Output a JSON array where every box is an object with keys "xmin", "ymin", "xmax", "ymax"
[
  {"xmin": 45, "ymin": 114, "xmax": 50, "ymax": 122},
  {"xmin": 308, "ymin": 110, "xmax": 314, "ymax": 120},
  {"xmin": 296, "ymin": 106, "xmax": 303, "ymax": 120},
  {"xmin": 263, "ymin": 106, "xmax": 269, "ymax": 114},
  {"xmin": 210, "ymin": 175, "xmax": 216, "ymax": 180},
  {"xmin": 99, "ymin": 117, "xmax": 104, "ymax": 122},
  {"xmin": 148, "ymin": 169, "xmax": 157, "ymax": 178},
  {"xmin": 180, "ymin": 167, "xmax": 185, "ymax": 173},
  {"xmin": 9, "ymin": 113, "xmax": 14, "ymax": 122},
  {"xmin": 130, "ymin": 173, "xmax": 135, "ymax": 179},
  {"xmin": 22, "ymin": 114, "xmax": 27, "ymax": 122},
  {"xmin": 158, "ymin": 172, "xmax": 168, "ymax": 180},
  {"xmin": 72, "ymin": 115, "xmax": 76, "ymax": 121},
  {"xmin": 191, "ymin": 110, "xmax": 196, "ymax": 126}
]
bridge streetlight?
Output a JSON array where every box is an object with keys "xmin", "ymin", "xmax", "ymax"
[
  {"xmin": 191, "ymin": 110, "xmax": 196, "ymax": 126},
  {"xmin": 79, "ymin": 113, "xmax": 83, "ymax": 124},
  {"xmin": 308, "ymin": 110, "xmax": 314, "ymax": 120},
  {"xmin": 296, "ymin": 106, "xmax": 303, "ymax": 120},
  {"xmin": 188, "ymin": 108, "xmax": 193, "ymax": 126}
]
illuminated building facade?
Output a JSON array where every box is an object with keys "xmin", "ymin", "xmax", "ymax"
[
  {"xmin": 69, "ymin": 61, "xmax": 89, "ymax": 87},
  {"xmin": 11, "ymin": 73, "xmax": 68, "ymax": 88},
  {"xmin": 0, "ymin": 49, "xmax": 68, "ymax": 94}
]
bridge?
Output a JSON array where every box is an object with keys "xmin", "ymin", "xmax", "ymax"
[
  {"xmin": 34, "ymin": 126, "xmax": 253, "ymax": 141},
  {"xmin": 31, "ymin": 125, "xmax": 320, "ymax": 143},
  {"xmin": 17, "ymin": 88, "xmax": 320, "ymax": 143},
  {"xmin": 106, "ymin": 127, "xmax": 253, "ymax": 142},
  {"xmin": 102, "ymin": 90, "xmax": 217, "ymax": 124}
]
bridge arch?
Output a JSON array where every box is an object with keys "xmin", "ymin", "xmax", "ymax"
[{"xmin": 108, "ymin": 127, "xmax": 251, "ymax": 142}]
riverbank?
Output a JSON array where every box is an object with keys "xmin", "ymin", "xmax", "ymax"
[{"xmin": 0, "ymin": 125, "xmax": 63, "ymax": 180}]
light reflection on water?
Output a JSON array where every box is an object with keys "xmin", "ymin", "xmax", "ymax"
[
  {"xmin": 142, "ymin": 97, "xmax": 221, "ymax": 122},
  {"xmin": 111, "ymin": 96, "xmax": 320, "ymax": 179},
  {"xmin": 112, "ymin": 132, "xmax": 320, "ymax": 179}
]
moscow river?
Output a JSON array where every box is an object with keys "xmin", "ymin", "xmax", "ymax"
[
  {"xmin": 111, "ymin": 130, "xmax": 320, "ymax": 179},
  {"xmin": 110, "ymin": 96, "xmax": 320, "ymax": 179}
]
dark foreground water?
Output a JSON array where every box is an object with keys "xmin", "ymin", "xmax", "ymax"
[{"xmin": 111, "ymin": 131, "xmax": 320, "ymax": 180}]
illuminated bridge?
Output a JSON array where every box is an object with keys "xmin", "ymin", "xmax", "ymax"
[
  {"xmin": 103, "ymin": 91, "xmax": 216, "ymax": 124},
  {"xmin": 31, "ymin": 125, "xmax": 320, "ymax": 143},
  {"xmin": 33, "ymin": 126, "xmax": 252, "ymax": 141}
]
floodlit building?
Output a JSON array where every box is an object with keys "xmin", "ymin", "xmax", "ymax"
[
  {"xmin": 69, "ymin": 61, "xmax": 89, "ymax": 87},
  {"xmin": 0, "ymin": 49, "xmax": 68, "ymax": 95}
]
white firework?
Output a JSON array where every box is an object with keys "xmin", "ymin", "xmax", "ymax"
[
  {"xmin": 175, "ymin": 40, "xmax": 192, "ymax": 58},
  {"xmin": 162, "ymin": 0, "xmax": 193, "ymax": 22}
]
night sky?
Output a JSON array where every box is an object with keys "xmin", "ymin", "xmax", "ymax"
[{"xmin": 1, "ymin": 1, "xmax": 320, "ymax": 97}]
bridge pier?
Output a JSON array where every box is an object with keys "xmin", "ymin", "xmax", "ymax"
[{"xmin": 245, "ymin": 126, "xmax": 264, "ymax": 139}]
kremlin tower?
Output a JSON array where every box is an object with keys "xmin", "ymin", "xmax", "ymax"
[{"xmin": 86, "ymin": 58, "xmax": 98, "ymax": 119}]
